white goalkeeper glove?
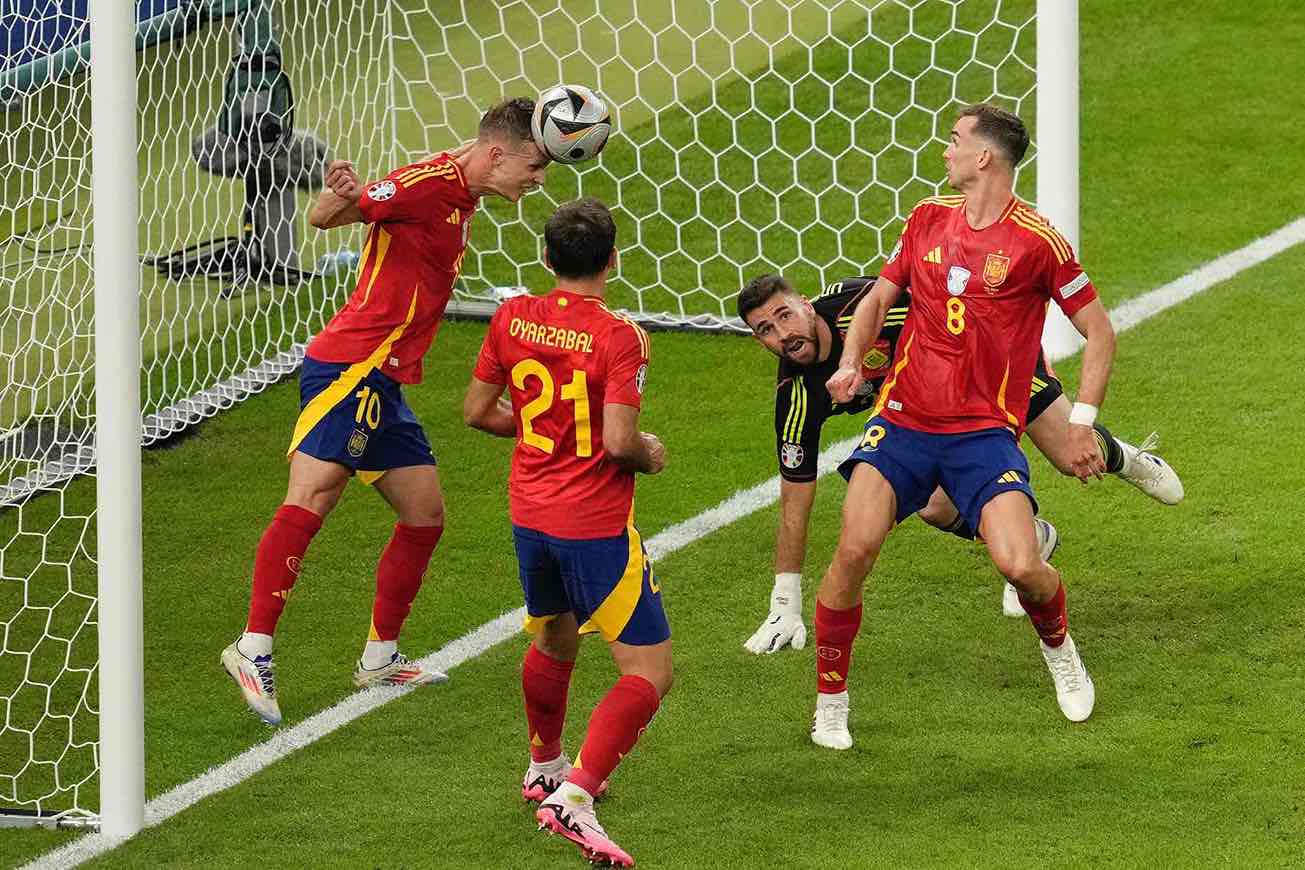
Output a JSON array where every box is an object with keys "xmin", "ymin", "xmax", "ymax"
[{"xmin": 744, "ymin": 573, "xmax": 806, "ymax": 654}]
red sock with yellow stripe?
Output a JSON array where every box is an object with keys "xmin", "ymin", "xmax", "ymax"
[
  {"xmin": 523, "ymin": 644, "xmax": 575, "ymax": 762},
  {"xmin": 814, "ymin": 600, "xmax": 862, "ymax": 694},
  {"xmin": 567, "ymin": 675, "xmax": 660, "ymax": 796},
  {"xmin": 245, "ymin": 504, "xmax": 323, "ymax": 635},
  {"xmin": 369, "ymin": 523, "xmax": 443, "ymax": 647},
  {"xmin": 1018, "ymin": 581, "xmax": 1068, "ymax": 648}
]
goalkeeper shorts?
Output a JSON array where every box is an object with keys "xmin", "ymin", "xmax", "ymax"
[
  {"xmin": 287, "ymin": 355, "xmax": 436, "ymax": 485},
  {"xmin": 513, "ymin": 522, "xmax": 670, "ymax": 646}
]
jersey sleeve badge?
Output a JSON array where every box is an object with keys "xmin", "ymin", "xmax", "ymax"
[{"xmin": 368, "ymin": 180, "xmax": 396, "ymax": 201}]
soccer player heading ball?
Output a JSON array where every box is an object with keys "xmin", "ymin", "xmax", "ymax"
[
  {"xmin": 810, "ymin": 103, "xmax": 1138, "ymax": 748},
  {"xmin": 465, "ymin": 198, "xmax": 667, "ymax": 868},
  {"xmin": 221, "ymin": 97, "xmax": 554, "ymax": 726}
]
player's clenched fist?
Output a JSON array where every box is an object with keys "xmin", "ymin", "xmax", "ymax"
[
  {"xmin": 826, "ymin": 363, "xmax": 862, "ymax": 403},
  {"xmin": 641, "ymin": 432, "xmax": 666, "ymax": 474},
  {"xmin": 323, "ymin": 159, "xmax": 363, "ymax": 202},
  {"xmin": 1066, "ymin": 423, "xmax": 1106, "ymax": 482}
]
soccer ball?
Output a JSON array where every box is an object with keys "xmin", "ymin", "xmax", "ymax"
[{"xmin": 531, "ymin": 85, "xmax": 612, "ymax": 164}]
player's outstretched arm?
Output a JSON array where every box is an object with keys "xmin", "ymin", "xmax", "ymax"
[
  {"xmin": 604, "ymin": 404, "xmax": 665, "ymax": 474},
  {"xmin": 463, "ymin": 377, "xmax": 516, "ymax": 437},
  {"xmin": 827, "ymin": 276, "xmax": 901, "ymax": 402},
  {"xmin": 744, "ymin": 478, "xmax": 817, "ymax": 654},
  {"xmin": 308, "ymin": 159, "xmax": 366, "ymax": 229},
  {"xmin": 1065, "ymin": 297, "xmax": 1117, "ymax": 480}
]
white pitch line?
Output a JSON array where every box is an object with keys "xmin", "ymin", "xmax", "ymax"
[{"xmin": 22, "ymin": 215, "xmax": 1304, "ymax": 870}]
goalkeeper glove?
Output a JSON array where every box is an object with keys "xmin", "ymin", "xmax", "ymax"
[{"xmin": 743, "ymin": 573, "xmax": 806, "ymax": 654}]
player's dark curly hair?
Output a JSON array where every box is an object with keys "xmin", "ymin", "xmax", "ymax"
[
  {"xmin": 478, "ymin": 97, "xmax": 535, "ymax": 144},
  {"xmin": 736, "ymin": 273, "xmax": 797, "ymax": 322},
  {"xmin": 958, "ymin": 102, "xmax": 1029, "ymax": 168},
  {"xmin": 545, "ymin": 197, "xmax": 617, "ymax": 279}
]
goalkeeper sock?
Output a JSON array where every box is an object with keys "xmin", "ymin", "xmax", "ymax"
[
  {"xmin": 814, "ymin": 600, "xmax": 862, "ymax": 694},
  {"xmin": 568, "ymin": 675, "xmax": 659, "ymax": 796},
  {"xmin": 245, "ymin": 504, "xmax": 323, "ymax": 636},
  {"xmin": 939, "ymin": 513, "xmax": 976, "ymax": 540},
  {"xmin": 523, "ymin": 644, "xmax": 576, "ymax": 762},
  {"xmin": 364, "ymin": 523, "xmax": 443, "ymax": 666},
  {"xmin": 1018, "ymin": 580, "xmax": 1068, "ymax": 648},
  {"xmin": 1093, "ymin": 423, "xmax": 1126, "ymax": 474}
]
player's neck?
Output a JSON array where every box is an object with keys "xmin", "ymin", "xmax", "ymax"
[
  {"xmin": 555, "ymin": 278, "xmax": 607, "ymax": 299},
  {"xmin": 961, "ymin": 176, "xmax": 1015, "ymax": 230},
  {"xmin": 455, "ymin": 145, "xmax": 491, "ymax": 198}
]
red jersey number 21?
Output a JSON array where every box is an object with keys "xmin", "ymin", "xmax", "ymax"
[{"xmin": 510, "ymin": 358, "xmax": 592, "ymax": 457}]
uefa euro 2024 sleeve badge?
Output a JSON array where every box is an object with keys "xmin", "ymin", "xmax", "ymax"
[{"xmin": 947, "ymin": 265, "xmax": 970, "ymax": 296}]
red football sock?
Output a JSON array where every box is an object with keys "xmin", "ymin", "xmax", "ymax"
[
  {"xmin": 370, "ymin": 523, "xmax": 443, "ymax": 641},
  {"xmin": 522, "ymin": 644, "xmax": 576, "ymax": 762},
  {"xmin": 1019, "ymin": 581, "xmax": 1068, "ymax": 648},
  {"xmin": 568, "ymin": 675, "xmax": 660, "ymax": 796},
  {"xmin": 814, "ymin": 600, "xmax": 863, "ymax": 695},
  {"xmin": 245, "ymin": 504, "xmax": 323, "ymax": 635}
]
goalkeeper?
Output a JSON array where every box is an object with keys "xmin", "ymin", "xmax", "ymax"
[{"xmin": 738, "ymin": 274, "xmax": 1183, "ymax": 654}]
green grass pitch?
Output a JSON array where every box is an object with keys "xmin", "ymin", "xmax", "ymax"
[{"xmin": 4, "ymin": 0, "xmax": 1305, "ymax": 866}]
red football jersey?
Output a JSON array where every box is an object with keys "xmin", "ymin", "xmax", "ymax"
[
  {"xmin": 875, "ymin": 195, "xmax": 1098, "ymax": 434},
  {"xmin": 473, "ymin": 290, "xmax": 651, "ymax": 539},
  {"xmin": 306, "ymin": 154, "xmax": 477, "ymax": 384}
]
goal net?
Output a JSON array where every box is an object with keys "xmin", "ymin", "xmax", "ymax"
[{"xmin": 1, "ymin": 0, "xmax": 1037, "ymax": 826}]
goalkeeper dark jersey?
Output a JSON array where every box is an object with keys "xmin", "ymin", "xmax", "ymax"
[
  {"xmin": 772, "ymin": 277, "xmax": 1063, "ymax": 482},
  {"xmin": 774, "ymin": 277, "xmax": 907, "ymax": 482}
]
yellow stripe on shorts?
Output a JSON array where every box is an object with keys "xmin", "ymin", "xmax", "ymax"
[{"xmin": 579, "ymin": 522, "xmax": 648, "ymax": 642}]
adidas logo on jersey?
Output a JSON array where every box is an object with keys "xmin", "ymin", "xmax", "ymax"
[
  {"xmin": 446, "ymin": 208, "xmax": 461, "ymax": 224},
  {"xmin": 922, "ymin": 246, "xmax": 942, "ymax": 264}
]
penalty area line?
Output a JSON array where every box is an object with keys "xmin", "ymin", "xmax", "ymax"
[{"xmin": 22, "ymin": 213, "xmax": 1305, "ymax": 870}]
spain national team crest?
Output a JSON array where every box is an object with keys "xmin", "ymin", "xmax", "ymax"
[
  {"xmin": 983, "ymin": 252, "xmax": 1011, "ymax": 291},
  {"xmin": 947, "ymin": 265, "xmax": 970, "ymax": 296},
  {"xmin": 862, "ymin": 345, "xmax": 890, "ymax": 372},
  {"xmin": 347, "ymin": 428, "xmax": 369, "ymax": 458}
]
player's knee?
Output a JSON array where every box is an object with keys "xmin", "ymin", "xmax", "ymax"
[
  {"xmin": 917, "ymin": 491, "xmax": 956, "ymax": 528},
  {"xmin": 995, "ymin": 549, "xmax": 1042, "ymax": 587},
  {"xmin": 834, "ymin": 532, "xmax": 880, "ymax": 575}
]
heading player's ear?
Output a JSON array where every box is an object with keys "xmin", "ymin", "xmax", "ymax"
[
  {"xmin": 543, "ymin": 250, "xmax": 554, "ymax": 274},
  {"xmin": 606, "ymin": 247, "xmax": 618, "ymax": 273}
]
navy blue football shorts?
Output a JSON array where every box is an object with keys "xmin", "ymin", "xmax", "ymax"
[
  {"xmin": 838, "ymin": 415, "xmax": 1038, "ymax": 534},
  {"xmin": 288, "ymin": 356, "xmax": 436, "ymax": 485},
  {"xmin": 513, "ymin": 523, "xmax": 670, "ymax": 646}
]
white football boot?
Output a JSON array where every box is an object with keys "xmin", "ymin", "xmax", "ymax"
[
  {"xmin": 1116, "ymin": 432, "xmax": 1184, "ymax": 505},
  {"xmin": 1040, "ymin": 634, "xmax": 1095, "ymax": 722},
  {"xmin": 221, "ymin": 640, "xmax": 282, "ymax": 726},
  {"xmin": 810, "ymin": 690, "xmax": 853, "ymax": 750},
  {"xmin": 1002, "ymin": 518, "xmax": 1060, "ymax": 618},
  {"xmin": 537, "ymin": 783, "xmax": 633, "ymax": 867},
  {"xmin": 353, "ymin": 651, "xmax": 447, "ymax": 688}
]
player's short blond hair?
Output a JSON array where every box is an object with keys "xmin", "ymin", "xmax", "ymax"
[{"xmin": 478, "ymin": 97, "xmax": 535, "ymax": 144}]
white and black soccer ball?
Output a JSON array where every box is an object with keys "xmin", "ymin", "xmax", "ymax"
[{"xmin": 531, "ymin": 85, "xmax": 612, "ymax": 164}]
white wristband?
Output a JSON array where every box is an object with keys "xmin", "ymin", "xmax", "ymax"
[
  {"xmin": 1068, "ymin": 402, "xmax": 1098, "ymax": 427},
  {"xmin": 772, "ymin": 573, "xmax": 802, "ymax": 611}
]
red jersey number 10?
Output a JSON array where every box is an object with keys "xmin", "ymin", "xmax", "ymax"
[{"xmin": 511, "ymin": 358, "xmax": 592, "ymax": 457}]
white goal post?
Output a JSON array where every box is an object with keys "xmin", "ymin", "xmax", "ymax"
[{"xmin": 0, "ymin": 0, "xmax": 1078, "ymax": 837}]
